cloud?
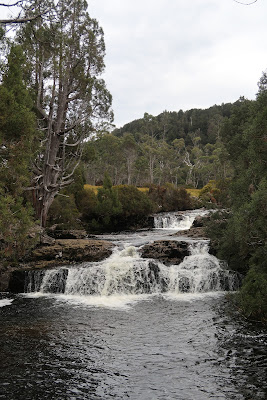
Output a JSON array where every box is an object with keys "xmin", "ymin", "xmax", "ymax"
[{"xmin": 90, "ymin": 0, "xmax": 267, "ymax": 127}]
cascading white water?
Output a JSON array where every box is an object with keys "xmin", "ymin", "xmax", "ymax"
[
  {"xmin": 25, "ymin": 247, "xmax": 167, "ymax": 297},
  {"xmin": 168, "ymin": 241, "xmax": 239, "ymax": 293},
  {"xmin": 25, "ymin": 241, "xmax": 240, "ymax": 298},
  {"xmin": 153, "ymin": 209, "xmax": 208, "ymax": 230}
]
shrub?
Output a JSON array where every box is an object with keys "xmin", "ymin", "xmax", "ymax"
[
  {"xmin": 163, "ymin": 185, "xmax": 193, "ymax": 211},
  {"xmin": 116, "ymin": 185, "xmax": 154, "ymax": 217},
  {"xmin": 47, "ymin": 194, "xmax": 81, "ymax": 229},
  {"xmin": 75, "ymin": 188, "xmax": 98, "ymax": 221},
  {"xmin": 148, "ymin": 184, "xmax": 193, "ymax": 212},
  {"xmin": 148, "ymin": 185, "xmax": 167, "ymax": 211},
  {"xmin": 238, "ymin": 266, "xmax": 267, "ymax": 322},
  {"xmin": 199, "ymin": 179, "xmax": 231, "ymax": 206}
]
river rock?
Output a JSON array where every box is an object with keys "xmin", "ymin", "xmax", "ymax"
[
  {"xmin": 46, "ymin": 227, "xmax": 88, "ymax": 240},
  {"xmin": 28, "ymin": 239, "xmax": 114, "ymax": 266},
  {"xmin": 192, "ymin": 215, "xmax": 205, "ymax": 227},
  {"xmin": 175, "ymin": 226, "xmax": 209, "ymax": 239},
  {"xmin": 140, "ymin": 240, "xmax": 189, "ymax": 265},
  {"xmin": 1, "ymin": 239, "xmax": 114, "ymax": 293}
]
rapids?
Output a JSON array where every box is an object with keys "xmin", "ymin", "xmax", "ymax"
[{"xmin": 0, "ymin": 209, "xmax": 266, "ymax": 399}]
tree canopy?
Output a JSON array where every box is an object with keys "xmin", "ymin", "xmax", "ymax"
[{"xmin": 3, "ymin": 0, "xmax": 113, "ymax": 226}]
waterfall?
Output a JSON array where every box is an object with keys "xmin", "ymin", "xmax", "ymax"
[
  {"xmin": 168, "ymin": 241, "xmax": 240, "ymax": 293},
  {"xmin": 153, "ymin": 209, "xmax": 208, "ymax": 230},
  {"xmin": 24, "ymin": 241, "xmax": 240, "ymax": 298}
]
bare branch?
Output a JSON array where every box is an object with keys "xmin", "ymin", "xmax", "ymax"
[
  {"xmin": 62, "ymin": 157, "xmax": 82, "ymax": 182},
  {"xmin": 0, "ymin": 14, "xmax": 42, "ymax": 24},
  {"xmin": 0, "ymin": 1, "xmax": 23, "ymax": 6},
  {"xmin": 233, "ymin": 0, "xmax": 257, "ymax": 5},
  {"xmin": 56, "ymin": 193, "xmax": 70, "ymax": 198},
  {"xmin": 64, "ymin": 137, "xmax": 84, "ymax": 147}
]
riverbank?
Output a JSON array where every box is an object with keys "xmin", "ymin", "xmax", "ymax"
[{"xmin": 0, "ymin": 239, "xmax": 114, "ymax": 292}]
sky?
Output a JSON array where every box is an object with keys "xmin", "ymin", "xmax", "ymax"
[{"xmin": 89, "ymin": 0, "xmax": 267, "ymax": 128}]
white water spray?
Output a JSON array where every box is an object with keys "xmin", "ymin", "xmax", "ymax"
[
  {"xmin": 167, "ymin": 241, "xmax": 239, "ymax": 293},
  {"xmin": 25, "ymin": 241, "xmax": 240, "ymax": 300},
  {"xmin": 153, "ymin": 209, "xmax": 208, "ymax": 230}
]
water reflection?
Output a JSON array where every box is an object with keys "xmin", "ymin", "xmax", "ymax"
[
  {"xmin": 213, "ymin": 301, "xmax": 267, "ymax": 400},
  {"xmin": 0, "ymin": 294, "xmax": 266, "ymax": 400}
]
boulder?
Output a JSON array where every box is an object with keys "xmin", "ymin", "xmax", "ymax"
[
  {"xmin": 28, "ymin": 239, "xmax": 114, "ymax": 266},
  {"xmin": 192, "ymin": 215, "xmax": 205, "ymax": 227},
  {"xmin": 140, "ymin": 240, "xmax": 189, "ymax": 265}
]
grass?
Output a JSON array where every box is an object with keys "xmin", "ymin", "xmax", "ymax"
[
  {"xmin": 84, "ymin": 184, "xmax": 200, "ymax": 197},
  {"xmin": 84, "ymin": 184, "xmax": 150, "ymax": 194},
  {"xmin": 185, "ymin": 188, "xmax": 201, "ymax": 198},
  {"xmin": 84, "ymin": 184, "xmax": 100, "ymax": 194}
]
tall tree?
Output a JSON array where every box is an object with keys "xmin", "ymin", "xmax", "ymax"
[
  {"xmin": 0, "ymin": 45, "xmax": 36, "ymax": 259},
  {"xmin": 17, "ymin": 0, "xmax": 113, "ymax": 226},
  {"xmin": 121, "ymin": 133, "xmax": 137, "ymax": 185}
]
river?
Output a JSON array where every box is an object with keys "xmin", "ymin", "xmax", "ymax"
[{"xmin": 0, "ymin": 210, "xmax": 266, "ymax": 400}]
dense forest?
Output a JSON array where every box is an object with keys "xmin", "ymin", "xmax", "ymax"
[
  {"xmin": 83, "ymin": 104, "xmax": 235, "ymax": 188},
  {"xmin": 0, "ymin": 0, "xmax": 266, "ymax": 322}
]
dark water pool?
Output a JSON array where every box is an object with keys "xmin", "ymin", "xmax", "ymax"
[{"xmin": 0, "ymin": 293, "xmax": 266, "ymax": 400}]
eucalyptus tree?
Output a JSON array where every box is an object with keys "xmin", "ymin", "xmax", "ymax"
[
  {"xmin": 17, "ymin": 0, "xmax": 113, "ymax": 226},
  {"xmin": 121, "ymin": 133, "xmax": 137, "ymax": 185},
  {"xmin": 92, "ymin": 134, "xmax": 123, "ymax": 185},
  {"xmin": 171, "ymin": 138, "xmax": 186, "ymax": 185}
]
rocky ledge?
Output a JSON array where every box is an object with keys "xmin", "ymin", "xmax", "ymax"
[
  {"xmin": 27, "ymin": 239, "xmax": 114, "ymax": 267},
  {"xmin": 174, "ymin": 226, "xmax": 209, "ymax": 239},
  {"xmin": 173, "ymin": 214, "xmax": 210, "ymax": 240},
  {"xmin": 0, "ymin": 239, "xmax": 114, "ymax": 292},
  {"xmin": 141, "ymin": 240, "xmax": 190, "ymax": 265}
]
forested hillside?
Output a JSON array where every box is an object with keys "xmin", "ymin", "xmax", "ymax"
[{"xmin": 83, "ymin": 103, "xmax": 239, "ymax": 188}]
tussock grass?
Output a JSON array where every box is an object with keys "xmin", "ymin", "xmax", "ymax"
[
  {"xmin": 186, "ymin": 188, "xmax": 201, "ymax": 197},
  {"xmin": 84, "ymin": 184, "xmax": 149, "ymax": 194},
  {"xmin": 136, "ymin": 187, "xmax": 149, "ymax": 193},
  {"xmin": 84, "ymin": 184, "xmax": 100, "ymax": 194}
]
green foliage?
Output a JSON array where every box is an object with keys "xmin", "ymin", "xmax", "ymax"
[
  {"xmin": 205, "ymin": 74, "xmax": 267, "ymax": 322},
  {"xmin": 76, "ymin": 188, "xmax": 98, "ymax": 221},
  {"xmin": 162, "ymin": 185, "xmax": 193, "ymax": 211},
  {"xmin": 67, "ymin": 166, "xmax": 86, "ymax": 198},
  {"xmin": 117, "ymin": 185, "xmax": 154, "ymax": 217},
  {"xmin": 199, "ymin": 181, "xmax": 217, "ymax": 203},
  {"xmin": 102, "ymin": 171, "xmax": 113, "ymax": 190},
  {"xmin": 199, "ymin": 179, "xmax": 230, "ymax": 206},
  {"xmin": 148, "ymin": 184, "xmax": 193, "ymax": 212},
  {"xmin": 95, "ymin": 177, "xmax": 122, "ymax": 228},
  {"xmin": 238, "ymin": 266, "xmax": 267, "ymax": 323},
  {"xmin": 62, "ymin": 179, "xmax": 156, "ymax": 232},
  {"xmin": 0, "ymin": 190, "xmax": 35, "ymax": 261},
  {"xmin": 147, "ymin": 185, "xmax": 167, "ymax": 211},
  {"xmin": 47, "ymin": 194, "xmax": 81, "ymax": 229},
  {"xmin": 207, "ymin": 179, "xmax": 267, "ymax": 280},
  {"xmin": 0, "ymin": 45, "xmax": 37, "ymax": 261},
  {"xmin": 13, "ymin": 0, "xmax": 113, "ymax": 227},
  {"xmin": 82, "ymin": 102, "xmax": 236, "ymax": 188}
]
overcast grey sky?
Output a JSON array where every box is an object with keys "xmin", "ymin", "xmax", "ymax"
[{"xmin": 89, "ymin": 0, "xmax": 267, "ymax": 128}]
